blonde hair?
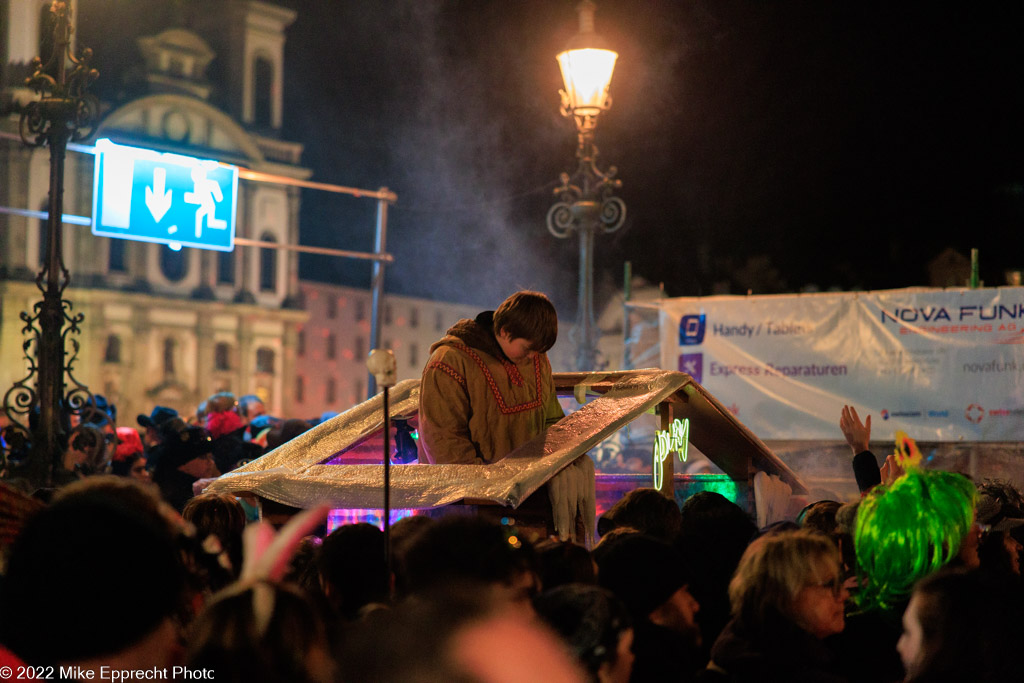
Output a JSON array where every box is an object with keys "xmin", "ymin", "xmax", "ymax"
[{"xmin": 728, "ymin": 530, "xmax": 840, "ymax": 630}]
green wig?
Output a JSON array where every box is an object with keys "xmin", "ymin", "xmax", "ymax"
[{"xmin": 854, "ymin": 468, "xmax": 976, "ymax": 613}]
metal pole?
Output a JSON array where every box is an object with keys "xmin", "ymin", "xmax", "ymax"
[
  {"xmin": 37, "ymin": 115, "xmax": 70, "ymax": 486},
  {"xmin": 368, "ymin": 190, "xmax": 389, "ymax": 398},
  {"xmin": 367, "ymin": 348, "xmax": 396, "ymax": 590},
  {"xmin": 623, "ymin": 260, "xmax": 632, "ymax": 370},
  {"xmin": 658, "ymin": 401, "xmax": 675, "ymax": 500},
  {"xmin": 577, "ymin": 223, "xmax": 597, "ymax": 372},
  {"xmin": 382, "ymin": 385, "xmax": 391, "ymax": 580}
]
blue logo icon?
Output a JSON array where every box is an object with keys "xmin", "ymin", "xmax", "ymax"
[
  {"xmin": 679, "ymin": 314, "xmax": 706, "ymax": 346},
  {"xmin": 678, "ymin": 353, "xmax": 703, "ymax": 383}
]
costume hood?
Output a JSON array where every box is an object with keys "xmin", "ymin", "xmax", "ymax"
[{"xmin": 430, "ymin": 311, "xmax": 508, "ymax": 361}]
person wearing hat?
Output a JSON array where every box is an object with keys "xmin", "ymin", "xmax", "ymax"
[
  {"xmin": 152, "ymin": 426, "xmax": 220, "ymax": 512},
  {"xmin": 111, "ymin": 427, "xmax": 151, "ymax": 484},
  {"xmin": 595, "ymin": 533, "xmax": 703, "ymax": 682},
  {"xmin": 138, "ymin": 406, "xmax": 179, "ymax": 452}
]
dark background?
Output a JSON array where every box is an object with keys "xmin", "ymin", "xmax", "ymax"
[{"xmin": 80, "ymin": 1, "xmax": 1024, "ymax": 318}]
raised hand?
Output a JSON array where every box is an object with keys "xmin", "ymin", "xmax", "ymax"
[
  {"xmin": 879, "ymin": 454, "xmax": 905, "ymax": 485},
  {"xmin": 839, "ymin": 405, "xmax": 871, "ymax": 454}
]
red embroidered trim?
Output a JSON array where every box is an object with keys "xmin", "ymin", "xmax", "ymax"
[
  {"xmin": 426, "ymin": 361, "xmax": 467, "ymax": 388},
  {"xmin": 450, "ymin": 343, "xmax": 544, "ymax": 415},
  {"xmin": 503, "ymin": 359, "xmax": 524, "ymax": 387}
]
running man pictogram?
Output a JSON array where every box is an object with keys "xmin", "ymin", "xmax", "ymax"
[{"xmin": 183, "ymin": 166, "xmax": 227, "ymax": 238}]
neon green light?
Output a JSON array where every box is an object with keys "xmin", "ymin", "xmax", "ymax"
[
  {"xmin": 696, "ymin": 476, "xmax": 743, "ymax": 506},
  {"xmin": 653, "ymin": 418, "xmax": 689, "ymax": 491}
]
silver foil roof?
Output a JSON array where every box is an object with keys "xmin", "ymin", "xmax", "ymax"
[{"xmin": 205, "ymin": 369, "xmax": 805, "ymax": 509}]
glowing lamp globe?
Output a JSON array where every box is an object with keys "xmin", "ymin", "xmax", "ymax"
[
  {"xmin": 557, "ymin": 47, "xmax": 617, "ymax": 116},
  {"xmin": 557, "ymin": 1, "xmax": 617, "ymax": 123}
]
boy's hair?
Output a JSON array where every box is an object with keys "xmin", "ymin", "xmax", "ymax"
[{"xmin": 492, "ymin": 291, "xmax": 558, "ymax": 353}]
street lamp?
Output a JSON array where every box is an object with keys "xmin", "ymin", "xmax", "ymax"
[{"xmin": 547, "ymin": 0, "xmax": 625, "ymax": 372}]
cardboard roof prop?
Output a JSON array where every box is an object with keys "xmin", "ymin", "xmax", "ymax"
[{"xmin": 205, "ymin": 369, "xmax": 806, "ymax": 509}]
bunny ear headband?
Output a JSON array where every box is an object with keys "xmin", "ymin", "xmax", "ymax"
[{"xmin": 229, "ymin": 503, "xmax": 331, "ymax": 637}]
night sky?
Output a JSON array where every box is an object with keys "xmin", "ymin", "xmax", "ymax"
[{"xmin": 80, "ymin": 1, "xmax": 1024, "ymax": 318}]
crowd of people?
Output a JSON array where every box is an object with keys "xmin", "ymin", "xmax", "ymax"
[
  {"xmin": 0, "ymin": 395, "xmax": 1021, "ymax": 681},
  {"xmin": 11, "ymin": 389, "xmax": 324, "ymax": 512},
  {"xmin": 2, "ymin": 290, "xmax": 1023, "ymax": 681}
]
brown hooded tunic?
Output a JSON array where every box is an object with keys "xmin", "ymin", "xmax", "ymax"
[{"xmin": 417, "ymin": 312, "xmax": 564, "ymax": 465}]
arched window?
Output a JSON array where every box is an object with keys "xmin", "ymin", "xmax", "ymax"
[
  {"xmin": 170, "ymin": 56, "xmax": 187, "ymax": 78},
  {"xmin": 253, "ymin": 56, "xmax": 273, "ymax": 128},
  {"xmin": 259, "ymin": 233, "xmax": 277, "ymax": 292},
  {"xmin": 326, "ymin": 333, "xmax": 337, "ymax": 360},
  {"xmin": 325, "ymin": 377, "xmax": 337, "ymax": 404},
  {"xmin": 217, "ymin": 249, "xmax": 234, "ymax": 284},
  {"xmin": 296, "ymin": 330, "xmax": 305, "ymax": 357},
  {"xmin": 109, "ymin": 238, "xmax": 126, "ymax": 273},
  {"xmin": 214, "ymin": 342, "xmax": 231, "ymax": 371},
  {"xmin": 163, "ymin": 338, "xmax": 177, "ymax": 377},
  {"xmin": 256, "ymin": 347, "xmax": 275, "ymax": 374},
  {"xmin": 354, "ymin": 336, "xmax": 365, "ymax": 360},
  {"xmin": 160, "ymin": 246, "xmax": 187, "ymax": 282},
  {"xmin": 296, "ymin": 375, "xmax": 305, "ymax": 403},
  {"xmin": 104, "ymin": 335, "xmax": 122, "ymax": 364},
  {"xmin": 327, "ymin": 296, "xmax": 338, "ymax": 319}
]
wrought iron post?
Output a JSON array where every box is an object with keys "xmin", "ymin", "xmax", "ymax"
[
  {"xmin": 546, "ymin": 112, "xmax": 626, "ymax": 371},
  {"xmin": 1, "ymin": 2, "xmax": 98, "ymax": 487}
]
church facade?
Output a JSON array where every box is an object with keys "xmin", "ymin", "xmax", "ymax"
[{"xmin": 0, "ymin": 0, "xmax": 308, "ymax": 423}]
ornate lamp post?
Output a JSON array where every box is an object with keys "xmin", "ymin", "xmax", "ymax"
[
  {"xmin": 2, "ymin": 2, "xmax": 98, "ymax": 487},
  {"xmin": 546, "ymin": 0, "xmax": 625, "ymax": 372}
]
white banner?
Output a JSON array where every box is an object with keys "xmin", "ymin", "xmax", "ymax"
[{"xmin": 659, "ymin": 287, "xmax": 1024, "ymax": 442}]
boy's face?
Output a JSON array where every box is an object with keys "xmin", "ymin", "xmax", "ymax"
[{"xmin": 496, "ymin": 329, "xmax": 538, "ymax": 363}]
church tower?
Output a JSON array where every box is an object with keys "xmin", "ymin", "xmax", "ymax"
[{"xmin": 187, "ymin": 0, "xmax": 295, "ymax": 134}]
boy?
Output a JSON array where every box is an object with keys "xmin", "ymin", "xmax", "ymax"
[{"xmin": 418, "ymin": 291, "xmax": 563, "ymax": 465}]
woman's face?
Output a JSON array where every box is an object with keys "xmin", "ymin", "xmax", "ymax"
[
  {"xmin": 790, "ymin": 565, "xmax": 848, "ymax": 639},
  {"xmin": 130, "ymin": 456, "xmax": 151, "ymax": 482},
  {"xmin": 897, "ymin": 593, "xmax": 926, "ymax": 677}
]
